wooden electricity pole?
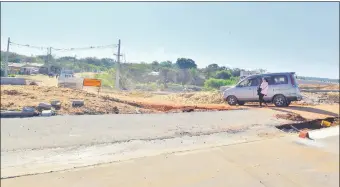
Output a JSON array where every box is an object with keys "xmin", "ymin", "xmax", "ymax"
[
  {"xmin": 3, "ymin": 37, "xmax": 10, "ymax": 77},
  {"xmin": 115, "ymin": 39, "xmax": 122, "ymax": 90}
]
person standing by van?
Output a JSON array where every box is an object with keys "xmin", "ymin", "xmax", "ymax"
[{"xmin": 258, "ymin": 78, "xmax": 269, "ymax": 107}]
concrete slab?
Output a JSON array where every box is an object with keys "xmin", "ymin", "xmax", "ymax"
[
  {"xmin": 1, "ymin": 137, "xmax": 338, "ymax": 187},
  {"xmin": 308, "ymin": 126, "xmax": 339, "ymax": 139}
]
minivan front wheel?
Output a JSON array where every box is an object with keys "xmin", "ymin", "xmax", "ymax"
[
  {"xmin": 273, "ymin": 95, "xmax": 287, "ymax": 107},
  {"xmin": 227, "ymin": 96, "xmax": 238, "ymax": 106}
]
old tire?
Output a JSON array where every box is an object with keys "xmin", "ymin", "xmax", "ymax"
[
  {"xmin": 227, "ymin": 96, "xmax": 238, "ymax": 106},
  {"xmin": 273, "ymin": 95, "xmax": 287, "ymax": 107},
  {"xmin": 238, "ymin": 101, "xmax": 245, "ymax": 106}
]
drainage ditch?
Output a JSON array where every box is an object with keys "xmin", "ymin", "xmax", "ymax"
[{"xmin": 275, "ymin": 117, "xmax": 338, "ymax": 133}]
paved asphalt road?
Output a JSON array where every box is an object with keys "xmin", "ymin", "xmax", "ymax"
[
  {"xmin": 1, "ymin": 109, "xmax": 289, "ymax": 151},
  {"xmin": 1, "ymin": 108, "xmax": 338, "ymax": 182},
  {"xmin": 1, "ymin": 109, "xmax": 293, "ymax": 178}
]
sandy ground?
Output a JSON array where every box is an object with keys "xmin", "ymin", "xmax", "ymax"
[
  {"xmin": 2, "ymin": 84, "xmax": 339, "ymax": 115},
  {"xmin": 2, "ymin": 135, "xmax": 338, "ymax": 187},
  {"xmin": 0, "ymin": 85, "xmax": 156, "ymax": 115},
  {"xmin": 1, "ymin": 75, "xmax": 338, "ymax": 115}
]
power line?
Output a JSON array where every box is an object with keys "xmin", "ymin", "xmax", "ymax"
[
  {"xmin": 52, "ymin": 44, "xmax": 117, "ymax": 52},
  {"xmin": 9, "ymin": 42, "xmax": 49, "ymax": 50},
  {"xmin": 9, "ymin": 40, "xmax": 117, "ymax": 52}
]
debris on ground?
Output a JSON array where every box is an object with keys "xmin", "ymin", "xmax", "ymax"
[
  {"xmin": 50, "ymin": 100, "xmax": 61, "ymax": 110},
  {"xmin": 1, "ymin": 84, "xmax": 339, "ymax": 116},
  {"xmin": 41, "ymin": 110, "xmax": 53, "ymax": 117},
  {"xmin": 182, "ymin": 107, "xmax": 195, "ymax": 112},
  {"xmin": 275, "ymin": 112, "xmax": 307, "ymax": 122},
  {"xmin": 72, "ymin": 100, "xmax": 85, "ymax": 107},
  {"xmin": 1, "ymin": 85, "xmax": 154, "ymax": 115},
  {"xmin": 38, "ymin": 102, "xmax": 52, "ymax": 110},
  {"xmin": 29, "ymin": 81, "xmax": 38, "ymax": 86},
  {"xmin": 22, "ymin": 106, "xmax": 36, "ymax": 113},
  {"xmin": 321, "ymin": 120, "xmax": 333, "ymax": 127}
]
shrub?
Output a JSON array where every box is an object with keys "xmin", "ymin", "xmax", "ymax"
[{"xmin": 204, "ymin": 78, "xmax": 237, "ymax": 90}]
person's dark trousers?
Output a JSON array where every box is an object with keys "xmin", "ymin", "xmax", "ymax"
[{"xmin": 259, "ymin": 93, "xmax": 265, "ymax": 106}]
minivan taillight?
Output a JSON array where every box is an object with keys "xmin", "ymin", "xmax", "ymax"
[{"xmin": 290, "ymin": 74, "xmax": 296, "ymax": 86}]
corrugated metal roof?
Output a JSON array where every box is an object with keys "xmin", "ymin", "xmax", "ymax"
[
  {"xmin": 8, "ymin": 63, "xmax": 45, "ymax": 68},
  {"xmin": 8, "ymin": 63, "xmax": 25, "ymax": 68},
  {"xmin": 22, "ymin": 63, "xmax": 44, "ymax": 67}
]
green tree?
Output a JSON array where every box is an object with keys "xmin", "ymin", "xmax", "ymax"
[
  {"xmin": 214, "ymin": 70, "xmax": 232, "ymax": 79},
  {"xmin": 151, "ymin": 61, "xmax": 160, "ymax": 71},
  {"xmin": 176, "ymin": 58, "xmax": 197, "ymax": 69},
  {"xmin": 160, "ymin": 60, "xmax": 172, "ymax": 68},
  {"xmin": 159, "ymin": 67, "xmax": 170, "ymax": 88},
  {"xmin": 203, "ymin": 63, "xmax": 220, "ymax": 78}
]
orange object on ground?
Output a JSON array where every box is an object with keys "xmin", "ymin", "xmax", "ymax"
[
  {"xmin": 299, "ymin": 130, "xmax": 309, "ymax": 139},
  {"xmin": 83, "ymin": 78, "xmax": 101, "ymax": 87}
]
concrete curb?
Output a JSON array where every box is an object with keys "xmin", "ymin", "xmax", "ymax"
[{"xmin": 0, "ymin": 111, "xmax": 36, "ymax": 118}]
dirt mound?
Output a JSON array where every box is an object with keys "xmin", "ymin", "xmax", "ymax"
[
  {"xmin": 275, "ymin": 112, "xmax": 306, "ymax": 122},
  {"xmin": 164, "ymin": 91, "xmax": 225, "ymax": 105},
  {"xmin": 0, "ymin": 85, "xmax": 154, "ymax": 115},
  {"xmin": 300, "ymin": 84, "xmax": 339, "ymax": 90},
  {"xmin": 1, "ymin": 86, "xmax": 237, "ymax": 115}
]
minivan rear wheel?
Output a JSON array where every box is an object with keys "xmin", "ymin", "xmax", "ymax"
[
  {"xmin": 273, "ymin": 95, "xmax": 287, "ymax": 107},
  {"xmin": 227, "ymin": 96, "xmax": 238, "ymax": 106}
]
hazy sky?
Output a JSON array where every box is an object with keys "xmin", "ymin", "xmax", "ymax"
[{"xmin": 1, "ymin": 2, "xmax": 339, "ymax": 78}]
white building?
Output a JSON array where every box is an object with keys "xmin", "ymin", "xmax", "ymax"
[{"xmin": 240, "ymin": 70, "xmax": 258, "ymax": 78}]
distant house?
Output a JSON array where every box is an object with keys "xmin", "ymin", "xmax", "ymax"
[
  {"xmin": 8, "ymin": 63, "xmax": 25, "ymax": 74},
  {"xmin": 148, "ymin": 71, "xmax": 160, "ymax": 76},
  {"xmin": 20, "ymin": 63, "xmax": 45, "ymax": 75},
  {"xmin": 240, "ymin": 70, "xmax": 258, "ymax": 79}
]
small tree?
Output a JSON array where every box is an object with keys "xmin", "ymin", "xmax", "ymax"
[
  {"xmin": 176, "ymin": 58, "xmax": 197, "ymax": 69},
  {"xmin": 214, "ymin": 70, "xmax": 232, "ymax": 79}
]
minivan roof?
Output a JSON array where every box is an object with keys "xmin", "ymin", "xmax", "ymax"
[{"xmin": 247, "ymin": 72, "xmax": 295, "ymax": 79}]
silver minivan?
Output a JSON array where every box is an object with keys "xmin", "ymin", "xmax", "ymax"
[{"xmin": 223, "ymin": 72, "xmax": 302, "ymax": 107}]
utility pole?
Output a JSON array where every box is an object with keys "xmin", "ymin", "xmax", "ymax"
[
  {"xmin": 3, "ymin": 37, "xmax": 10, "ymax": 77},
  {"xmin": 115, "ymin": 39, "xmax": 122, "ymax": 90},
  {"xmin": 47, "ymin": 47, "xmax": 52, "ymax": 73}
]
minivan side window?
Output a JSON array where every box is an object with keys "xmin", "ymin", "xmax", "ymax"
[
  {"xmin": 271, "ymin": 75, "xmax": 288, "ymax": 85},
  {"xmin": 238, "ymin": 78, "xmax": 259, "ymax": 87}
]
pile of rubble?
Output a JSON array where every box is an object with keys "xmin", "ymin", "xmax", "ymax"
[
  {"xmin": 0, "ymin": 85, "xmax": 154, "ymax": 116},
  {"xmin": 297, "ymin": 92, "xmax": 339, "ymax": 105}
]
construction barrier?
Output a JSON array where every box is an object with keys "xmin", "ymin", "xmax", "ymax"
[
  {"xmin": 83, "ymin": 78, "xmax": 102, "ymax": 94},
  {"xmin": 83, "ymin": 78, "xmax": 101, "ymax": 87}
]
